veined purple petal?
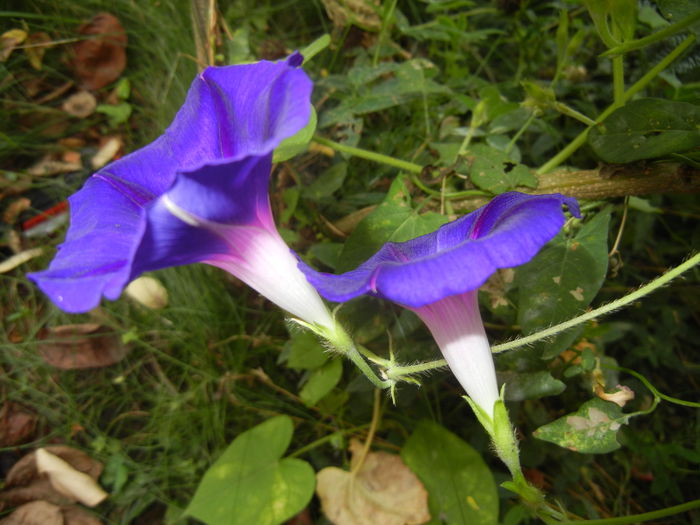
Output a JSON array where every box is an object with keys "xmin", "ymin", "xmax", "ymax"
[
  {"xmin": 301, "ymin": 192, "xmax": 580, "ymax": 308},
  {"xmin": 29, "ymin": 55, "xmax": 312, "ymax": 313}
]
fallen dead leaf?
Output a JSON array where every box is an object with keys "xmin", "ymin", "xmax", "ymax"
[
  {"xmin": 0, "ymin": 403, "xmax": 36, "ymax": 447},
  {"xmin": 125, "ymin": 276, "xmax": 169, "ymax": 309},
  {"xmin": 27, "ymin": 156, "xmax": 82, "ymax": 177},
  {"xmin": 62, "ymin": 91, "xmax": 97, "ymax": 118},
  {"xmin": 73, "ymin": 13, "xmax": 127, "ymax": 90},
  {"xmin": 1, "ymin": 29, "xmax": 28, "ymax": 62},
  {"xmin": 1, "ymin": 446, "xmax": 104, "ymax": 511},
  {"xmin": 37, "ymin": 324, "xmax": 128, "ymax": 370},
  {"xmin": 35, "ymin": 449, "xmax": 108, "ymax": 507},
  {"xmin": 24, "ymin": 32, "xmax": 52, "ymax": 71},
  {"xmin": 0, "ymin": 248, "xmax": 43, "ymax": 274},
  {"xmin": 0, "ymin": 501, "xmax": 104, "ymax": 525},
  {"xmin": 0, "ymin": 500, "xmax": 63, "ymax": 525},
  {"xmin": 2, "ymin": 198, "xmax": 31, "ymax": 225},
  {"xmin": 90, "ymin": 136, "xmax": 122, "ymax": 169},
  {"xmin": 60, "ymin": 505, "xmax": 104, "ymax": 525},
  {"xmin": 321, "ymin": 0, "xmax": 381, "ymax": 30},
  {"xmin": 316, "ymin": 439, "xmax": 430, "ymax": 525}
]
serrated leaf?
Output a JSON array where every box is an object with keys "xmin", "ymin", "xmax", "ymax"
[
  {"xmin": 300, "ymin": 358, "xmax": 343, "ymax": 406},
  {"xmin": 273, "ymin": 107, "xmax": 317, "ymax": 163},
  {"xmin": 185, "ymin": 416, "xmax": 315, "ymax": 525},
  {"xmin": 533, "ymin": 398, "xmax": 629, "ymax": 453},
  {"xmin": 337, "ymin": 176, "xmax": 448, "ymax": 271},
  {"xmin": 401, "ymin": 420, "xmax": 498, "ymax": 525},
  {"xmin": 589, "ymin": 99, "xmax": 700, "ymax": 163},
  {"xmin": 516, "ymin": 208, "xmax": 611, "ymax": 359},
  {"xmin": 465, "ymin": 144, "xmax": 537, "ymax": 193}
]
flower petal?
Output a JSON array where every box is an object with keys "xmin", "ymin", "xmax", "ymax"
[
  {"xmin": 412, "ymin": 291, "xmax": 499, "ymax": 417},
  {"xmin": 301, "ymin": 192, "xmax": 580, "ymax": 308},
  {"xmin": 29, "ymin": 56, "xmax": 312, "ymax": 313},
  {"xmin": 132, "ymin": 156, "xmax": 273, "ymax": 275}
]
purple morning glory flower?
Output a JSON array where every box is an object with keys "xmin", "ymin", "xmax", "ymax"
[
  {"xmin": 29, "ymin": 53, "xmax": 334, "ymax": 331},
  {"xmin": 300, "ymin": 192, "xmax": 581, "ymax": 416}
]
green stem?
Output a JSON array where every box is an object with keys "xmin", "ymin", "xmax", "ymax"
[
  {"xmin": 505, "ymin": 110, "xmax": 537, "ymax": 154},
  {"xmin": 614, "ymin": 366, "xmax": 700, "ymax": 408},
  {"xmin": 492, "ymin": 251, "xmax": 700, "ymax": 354},
  {"xmin": 345, "ymin": 342, "xmax": 393, "ymax": 389},
  {"xmin": 562, "ymin": 497, "xmax": 700, "ymax": 525},
  {"xmin": 537, "ymin": 34, "xmax": 695, "ymax": 174},
  {"xmin": 313, "ymin": 135, "xmax": 422, "ymax": 174},
  {"xmin": 385, "ymin": 252, "xmax": 700, "ymax": 378},
  {"xmin": 553, "ymin": 102, "xmax": 598, "ymax": 127},
  {"xmin": 602, "ymin": 10, "xmax": 700, "ymax": 57}
]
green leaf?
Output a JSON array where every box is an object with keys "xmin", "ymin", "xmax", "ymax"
[
  {"xmin": 401, "ymin": 420, "xmax": 498, "ymax": 525},
  {"xmin": 533, "ymin": 398, "xmax": 629, "ymax": 453},
  {"xmin": 337, "ymin": 176, "xmax": 448, "ymax": 271},
  {"xmin": 516, "ymin": 208, "xmax": 611, "ymax": 359},
  {"xmin": 500, "ymin": 371, "xmax": 566, "ymax": 401},
  {"xmin": 300, "ymin": 358, "xmax": 343, "ymax": 406},
  {"xmin": 285, "ymin": 331, "xmax": 328, "ymax": 370},
  {"xmin": 303, "ymin": 162, "xmax": 347, "ymax": 201},
  {"xmin": 273, "ymin": 107, "xmax": 317, "ymax": 163},
  {"xmin": 465, "ymin": 144, "xmax": 537, "ymax": 193},
  {"xmin": 589, "ymin": 98, "xmax": 700, "ymax": 163},
  {"xmin": 186, "ymin": 416, "xmax": 315, "ymax": 525},
  {"xmin": 96, "ymin": 102, "xmax": 132, "ymax": 126},
  {"xmin": 655, "ymin": 0, "xmax": 700, "ymax": 36}
]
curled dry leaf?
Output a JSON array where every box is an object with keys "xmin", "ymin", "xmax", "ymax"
[
  {"xmin": 321, "ymin": 0, "xmax": 381, "ymax": 30},
  {"xmin": 2, "ymin": 197, "xmax": 31, "ymax": 225},
  {"xmin": 90, "ymin": 136, "xmax": 122, "ymax": 169},
  {"xmin": 125, "ymin": 276, "xmax": 168, "ymax": 309},
  {"xmin": 0, "ymin": 403, "xmax": 36, "ymax": 447},
  {"xmin": 24, "ymin": 32, "xmax": 52, "ymax": 70},
  {"xmin": 1, "ymin": 29, "xmax": 28, "ymax": 62},
  {"xmin": 37, "ymin": 324, "xmax": 129, "ymax": 370},
  {"xmin": 316, "ymin": 439, "xmax": 430, "ymax": 525},
  {"xmin": 0, "ymin": 501, "xmax": 103, "ymax": 525},
  {"xmin": 1, "ymin": 446, "xmax": 104, "ymax": 511},
  {"xmin": 0, "ymin": 248, "xmax": 43, "ymax": 274},
  {"xmin": 27, "ymin": 155, "xmax": 82, "ymax": 177},
  {"xmin": 0, "ymin": 500, "xmax": 63, "ymax": 525},
  {"xmin": 35, "ymin": 449, "xmax": 108, "ymax": 507},
  {"xmin": 72, "ymin": 13, "xmax": 127, "ymax": 90},
  {"xmin": 62, "ymin": 91, "xmax": 97, "ymax": 118}
]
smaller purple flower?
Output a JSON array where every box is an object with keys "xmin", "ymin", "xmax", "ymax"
[
  {"xmin": 29, "ymin": 54, "xmax": 335, "ymax": 332},
  {"xmin": 300, "ymin": 192, "xmax": 581, "ymax": 416}
]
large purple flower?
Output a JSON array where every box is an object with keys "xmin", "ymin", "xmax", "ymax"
[
  {"xmin": 300, "ymin": 192, "xmax": 581, "ymax": 416},
  {"xmin": 29, "ymin": 54, "xmax": 334, "ymax": 331}
]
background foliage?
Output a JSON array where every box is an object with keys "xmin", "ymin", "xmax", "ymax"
[{"xmin": 1, "ymin": 0, "xmax": 699, "ymax": 523}]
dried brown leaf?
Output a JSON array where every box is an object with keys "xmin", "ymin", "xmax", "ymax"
[
  {"xmin": 316, "ymin": 439, "xmax": 430, "ymax": 525},
  {"xmin": 2, "ymin": 198, "xmax": 31, "ymax": 225},
  {"xmin": 125, "ymin": 276, "xmax": 168, "ymax": 309},
  {"xmin": 0, "ymin": 248, "xmax": 43, "ymax": 274},
  {"xmin": 90, "ymin": 136, "xmax": 122, "ymax": 169},
  {"xmin": 72, "ymin": 13, "xmax": 127, "ymax": 90},
  {"xmin": 61, "ymin": 505, "xmax": 104, "ymax": 525},
  {"xmin": 24, "ymin": 32, "xmax": 52, "ymax": 70},
  {"xmin": 0, "ymin": 500, "xmax": 63, "ymax": 525},
  {"xmin": 5, "ymin": 446, "xmax": 103, "ymax": 489},
  {"xmin": 37, "ymin": 324, "xmax": 128, "ymax": 370},
  {"xmin": 1, "ymin": 29, "xmax": 27, "ymax": 62},
  {"xmin": 27, "ymin": 156, "xmax": 82, "ymax": 177},
  {"xmin": 321, "ymin": 0, "xmax": 381, "ymax": 30},
  {"xmin": 62, "ymin": 91, "xmax": 97, "ymax": 118},
  {"xmin": 0, "ymin": 403, "xmax": 36, "ymax": 447},
  {"xmin": 35, "ymin": 449, "xmax": 108, "ymax": 507}
]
